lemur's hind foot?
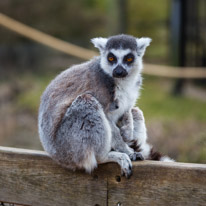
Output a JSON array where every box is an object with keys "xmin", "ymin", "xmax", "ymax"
[
  {"xmin": 129, "ymin": 152, "xmax": 144, "ymax": 161},
  {"xmin": 130, "ymin": 142, "xmax": 174, "ymax": 162},
  {"xmin": 99, "ymin": 151, "xmax": 132, "ymax": 178}
]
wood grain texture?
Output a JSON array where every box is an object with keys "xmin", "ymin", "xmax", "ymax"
[
  {"xmin": 0, "ymin": 147, "xmax": 107, "ymax": 206},
  {"xmin": 106, "ymin": 161, "xmax": 206, "ymax": 206},
  {"xmin": 0, "ymin": 146, "xmax": 206, "ymax": 206}
]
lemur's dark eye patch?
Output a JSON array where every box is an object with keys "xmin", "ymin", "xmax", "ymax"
[
  {"xmin": 107, "ymin": 53, "xmax": 117, "ymax": 64},
  {"xmin": 123, "ymin": 53, "xmax": 135, "ymax": 64}
]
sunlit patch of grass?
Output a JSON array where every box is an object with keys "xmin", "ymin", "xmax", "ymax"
[
  {"xmin": 178, "ymin": 132, "xmax": 206, "ymax": 163},
  {"xmin": 16, "ymin": 73, "xmax": 55, "ymax": 113},
  {"xmin": 138, "ymin": 77, "xmax": 206, "ymax": 122}
]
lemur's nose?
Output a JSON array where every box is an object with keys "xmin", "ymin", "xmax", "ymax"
[{"xmin": 113, "ymin": 65, "xmax": 128, "ymax": 78}]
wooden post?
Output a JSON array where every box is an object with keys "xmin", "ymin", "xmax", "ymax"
[
  {"xmin": 106, "ymin": 0, "xmax": 127, "ymax": 35},
  {"xmin": 0, "ymin": 146, "xmax": 206, "ymax": 206},
  {"xmin": 170, "ymin": 0, "xmax": 187, "ymax": 95}
]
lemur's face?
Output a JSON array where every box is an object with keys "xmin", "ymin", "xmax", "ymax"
[
  {"xmin": 91, "ymin": 34, "xmax": 151, "ymax": 79},
  {"xmin": 101, "ymin": 48, "xmax": 138, "ymax": 78}
]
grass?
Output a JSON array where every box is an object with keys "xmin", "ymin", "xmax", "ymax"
[
  {"xmin": 138, "ymin": 76, "xmax": 206, "ymax": 122},
  {"xmin": 16, "ymin": 73, "xmax": 55, "ymax": 113}
]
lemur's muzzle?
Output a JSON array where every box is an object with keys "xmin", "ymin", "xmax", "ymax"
[{"xmin": 113, "ymin": 65, "xmax": 128, "ymax": 78}]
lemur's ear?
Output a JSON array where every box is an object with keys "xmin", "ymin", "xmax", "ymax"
[
  {"xmin": 136, "ymin": 37, "xmax": 152, "ymax": 57},
  {"xmin": 91, "ymin": 37, "xmax": 108, "ymax": 53}
]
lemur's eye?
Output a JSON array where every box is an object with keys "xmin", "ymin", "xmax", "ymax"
[
  {"xmin": 124, "ymin": 53, "xmax": 134, "ymax": 64},
  {"xmin": 127, "ymin": 57, "xmax": 133, "ymax": 62},
  {"xmin": 107, "ymin": 53, "xmax": 116, "ymax": 63},
  {"xmin": 108, "ymin": 57, "xmax": 114, "ymax": 62}
]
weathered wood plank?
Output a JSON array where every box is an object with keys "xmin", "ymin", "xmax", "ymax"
[
  {"xmin": 0, "ymin": 146, "xmax": 107, "ymax": 206},
  {"xmin": 106, "ymin": 161, "xmax": 206, "ymax": 206},
  {"xmin": 0, "ymin": 146, "xmax": 206, "ymax": 206}
]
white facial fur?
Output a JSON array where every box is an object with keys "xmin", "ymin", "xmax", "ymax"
[
  {"xmin": 91, "ymin": 37, "xmax": 108, "ymax": 53},
  {"xmin": 91, "ymin": 36, "xmax": 151, "ymax": 78},
  {"xmin": 100, "ymin": 48, "xmax": 140, "ymax": 77},
  {"xmin": 136, "ymin": 37, "xmax": 152, "ymax": 57}
]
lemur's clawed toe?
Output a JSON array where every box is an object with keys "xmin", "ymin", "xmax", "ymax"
[
  {"xmin": 135, "ymin": 152, "xmax": 144, "ymax": 161},
  {"xmin": 125, "ymin": 168, "xmax": 133, "ymax": 179},
  {"xmin": 120, "ymin": 153, "xmax": 133, "ymax": 178},
  {"xmin": 129, "ymin": 152, "xmax": 144, "ymax": 161}
]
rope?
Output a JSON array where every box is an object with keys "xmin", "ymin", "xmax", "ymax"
[
  {"xmin": 0, "ymin": 12, "xmax": 206, "ymax": 79},
  {"xmin": 143, "ymin": 64, "xmax": 206, "ymax": 78},
  {"xmin": 0, "ymin": 13, "xmax": 97, "ymax": 60}
]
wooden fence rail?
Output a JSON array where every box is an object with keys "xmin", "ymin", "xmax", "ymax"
[{"xmin": 0, "ymin": 146, "xmax": 206, "ymax": 206}]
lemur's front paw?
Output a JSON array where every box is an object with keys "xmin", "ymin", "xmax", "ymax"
[
  {"xmin": 129, "ymin": 152, "xmax": 144, "ymax": 161},
  {"xmin": 119, "ymin": 153, "xmax": 133, "ymax": 178},
  {"xmin": 120, "ymin": 125, "xmax": 133, "ymax": 142}
]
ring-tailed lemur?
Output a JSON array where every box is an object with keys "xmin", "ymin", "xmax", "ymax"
[{"xmin": 38, "ymin": 34, "xmax": 173, "ymax": 178}]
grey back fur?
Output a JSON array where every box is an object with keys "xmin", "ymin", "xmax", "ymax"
[{"xmin": 39, "ymin": 57, "xmax": 115, "ymax": 141}]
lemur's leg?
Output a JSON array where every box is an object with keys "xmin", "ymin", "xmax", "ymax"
[
  {"xmin": 54, "ymin": 93, "xmax": 132, "ymax": 177},
  {"xmin": 131, "ymin": 107, "xmax": 175, "ymax": 162},
  {"xmin": 130, "ymin": 107, "xmax": 151, "ymax": 159},
  {"xmin": 109, "ymin": 120, "xmax": 144, "ymax": 161},
  {"xmin": 119, "ymin": 110, "xmax": 134, "ymax": 142},
  {"xmin": 118, "ymin": 109, "xmax": 146, "ymax": 160}
]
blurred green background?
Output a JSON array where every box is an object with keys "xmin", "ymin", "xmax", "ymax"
[{"xmin": 0, "ymin": 0, "xmax": 205, "ymax": 163}]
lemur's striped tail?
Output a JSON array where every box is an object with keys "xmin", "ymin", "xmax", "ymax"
[
  {"xmin": 130, "ymin": 140, "xmax": 174, "ymax": 162},
  {"xmin": 148, "ymin": 148, "xmax": 174, "ymax": 162}
]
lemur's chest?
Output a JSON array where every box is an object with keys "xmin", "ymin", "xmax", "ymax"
[{"xmin": 107, "ymin": 82, "xmax": 140, "ymax": 123}]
